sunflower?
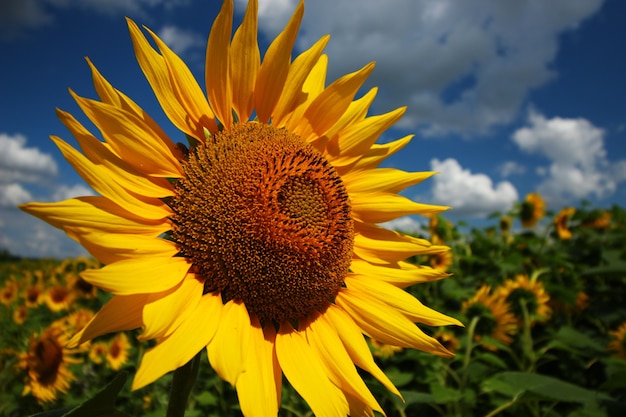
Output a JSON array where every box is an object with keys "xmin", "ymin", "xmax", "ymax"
[
  {"xmin": 497, "ymin": 274, "xmax": 551, "ymax": 326},
  {"xmin": 20, "ymin": 0, "xmax": 461, "ymax": 414},
  {"xmin": 23, "ymin": 279, "xmax": 45, "ymax": 308},
  {"xmin": 1, "ymin": 276, "xmax": 19, "ymax": 307},
  {"xmin": 434, "ymin": 329, "xmax": 461, "ymax": 354},
  {"xmin": 429, "ymin": 235, "xmax": 453, "ymax": 272},
  {"xmin": 520, "ymin": 192, "xmax": 545, "ymax": 228},
  {"xmin": 369, "ymin": 338, "xmax": 403, "ymax": 359},
  {"xmin": 13, "ymin": 305, "xmax": 28, "ymax": 325},
  {"xmin": 19, "ymin": 323, "xmax": 81, "ymax": 403},
  {"xmin": 106, "ymin": 332, "xmax": 131, "ymax": 371},
  {"xmin": 608, "ymin": 322, "xmax": 626, "ymax": 360},
  {"xmin": 89, "ymin": 341, "xmax": 108, "ymax": 365},
  {"xmin": 462, "ymin": 285, "xmax": 518, "ymax": 350},
  {"xmin": 44, "ymin": 284, "xmax": 74, "ymax": 313},
  {"xmin": 554, "ymin": 207, "xmax": 575, "ymax": 240}
]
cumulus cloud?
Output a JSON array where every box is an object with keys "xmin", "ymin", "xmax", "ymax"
[
  {"xmin": 498, "ymin": 161, "xmax": 526, "ymax": 178},
  {"xmin": 0, "ymin": 183, "xmax": 33, "ymax": 207},
  {"xmin": 512, "ymin": 110, "xmax": 626, "ymax": 204},
  {"xmin": 249, "ymin": 0, "xmax": 603, "ymax": 136},
  {"xmin": 0, "ymin": 133, "xmax": 57, "ymax": 183},
  {"xmin": 430, "ymin": 158, "xmax": 518, "ymax": 217},
  {"xmin": 157, "ymin": 25, "xmax": 205, "ymax": 55},
  {"xmin": 381, "ymin": 216, "xmax": 425, "ymax": 235},
  {"xmin": 0, "ymin": 0, "xmax": 190, "ymax": 39}
]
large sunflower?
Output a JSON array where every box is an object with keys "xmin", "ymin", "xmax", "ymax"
[{"xmin": 20, "ymin": 0, "xmax": 461, "ymax": 414}]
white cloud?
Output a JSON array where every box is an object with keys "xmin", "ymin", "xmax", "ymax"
[
  {"xmin": 498, "ymin": 161, "xmax": 526, "ymax": 178},
  {"xmin": 52, "ymin": 184, "xmax": 95, "ymax": 201},
  {"xmin": 251, "ymin": 0, "xmax": 603, "ymax": 136},
  {"xmin": 381, "ymin": 216, "xmax": 425, "ymax": 235},
  {"xmin": 512, "ymin": 110, "xmax": 626, "ymax": 204},
  {"xmin": 0, "ymin": 133, "xmax": 57, "ymax": 184},
  {"xmin": 430, "ymin": 158, "xmax": 518, "ymax": 217},
  {"xmin": 157, "ymin": 25, "xmax": 204, "ymax": 55},
  {"xmin": 0, "ymin": 183, "xmax": 33, "ymax": 207}
]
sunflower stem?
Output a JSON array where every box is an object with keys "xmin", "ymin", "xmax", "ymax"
[{"xmin": 166, "ymin": 351, "xmax": 202, "ymax": 417}]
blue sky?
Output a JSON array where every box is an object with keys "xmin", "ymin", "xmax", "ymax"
[{"xmin": 1, "ymin": 0, "xmax": 625, "ymax": 258}]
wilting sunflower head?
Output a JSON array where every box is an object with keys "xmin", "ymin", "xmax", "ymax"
[{"xmin": 19, "ymin": 0, "xmax": 461, "ymax": 415}]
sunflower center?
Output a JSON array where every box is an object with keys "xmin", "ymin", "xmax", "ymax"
[
  {"xmin": 33, "ymin": 336, "xmax": 63, "ymax": 384},
  {"xmin": 171, "ymin": 123, "xmax": 354, "ymax": 323}
]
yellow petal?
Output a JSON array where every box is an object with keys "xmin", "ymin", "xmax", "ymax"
[
  {"xmin": 19, "ymin": 196, "xmax": 169, "ymax": 236},
  {"xmin": 72, "ymin": 231, "xmax": 178, "ymax": 265},
  {"xmin": 80, "ymin": 256, "xmax": 190, "ymax": 295},
  {"xmin": 230, "ymin": 0, "xmax": 259, "ymax": 122},
  {"xmin": 296, "ymin": 62, "xmax": 375, "ymax": 145},
  {"xmin": 345, "ymin": 275, "xmax": 463, "ymax": 327},
  {"xmin": 351, "ymin": 193, "xmax": 449, "ymax": 223},
  {"xmin": 235, "ymin": 318, "xmax": 282, "ymax": 417},
  {"xmin": 207, "ymin": 300, "xmax": 251, "ymax": 386},
  {"xmin": 336, "ymin": 288, "xmax": 453, "ymax": 356},
  {"xmin": 86, "ymin": 58, "xmax": 185, "ymax": 160},
  {"xmin": 283, "ymin": 54, "xmax": 328, "ymax": 132},
  {"xmin": 322, "ymin": 87, "xmax": 377, "ymax": 142},
  {"xmin": 206, "ymin": 0, "xmax": 233, "ymax": 127},
  {"xmin": 272, "ymin": 34, "xmax": 329, "ymax": 126},
  {"xmin": 132, "ymin": 292, "xmax": 222, "ymax": 390},
  {"xmin": 70, "ymin": 92, "xmax": 183, "ymax": 178},
  {"xmin": 344, "ymin": 135, "xmax": 413, "ymax": 174},
  {"xmin": 127, "ymin": 18, "xmax": 217, "ymax": 139},
  {"xmin": 56, "ymin": 110, "xmax": 175, "ymax": 197},
  {"xmin": 67, "ymin": 294, "xmax": 148, "ymax": 347},
  {"xmin": 140, "ymin": 274, "xmax": 204, "ymax": 341},
  {"xmin": 305, "ymin": 313, "xmax": 383, "ymax": 414},
  {"xmin": 322, "ymin": 305, "xmax": 401, "ymax": 398},
  {"xmin": 344, "ymin": 168, "xmax": 435, "ymax": 194},
  {"xmin": 326, "ymin": 107, "xmax": 405, "ymax": 167},
  {"xmin": 350, "ymin": 258, "xmax": 448, "ymax": 288},
  {"xmin": 354, "ymin": 222, "xmax": 448, "ymax": 264},
  {"xmin": 254, "ymin": 0, "xmax": 303, "ymax": 123},
  {"xmin": 51, "ymin": 137, "xmax": 171, "ymax": 220},
  {"xmin": 275, "ymin": 321, "xmax": 349, "ymax": 416}
]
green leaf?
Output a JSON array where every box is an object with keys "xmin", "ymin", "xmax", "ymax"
[
  {"xmin": 399, "ymin": 390, "xmax": 435, "ymax": 407},
  {"xmin": 62, "ymin": 372, "xmax": 130, "ymax": 417},
  {"xmin": 430, "ymin": 383, "xmax": 464, "ymax": 404},
  {"xmin": 548, "ymin": 326, "xmax": 606, "ymax": 355},
  {"xmin": 482, "ymin": 372, "xmax": 610, "ymax": 404}
]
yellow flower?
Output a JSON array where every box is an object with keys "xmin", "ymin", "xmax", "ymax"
[
  {"xmin": 429, "ymin": 235, "xmax": 453, "ymax": 272},
  {"xmin": 520, "ymin": 192, "xmax": 545, "ymax": 228},
  {"xmin": 369, "ymin": 338, "xmax": 403, "ymax": 359},
  {"xmin": 13, "ymin": 305, "xmax": 28, "ymax": 325},
  {"xmin": 499, "ymin": 215, "xmax": 512, "ymax": 235},
  {"xmin": 44, "ymin": 284, "xmax": 74, "ymax": 312},
  {"xmin": 434, "ymin": 329, "xmax": 461, "ymax": 354},
  {"xmin": 1, "ymin": 276, "xmax": 19, "ymax": 306},
  {"xmin": 19, "ymin": 1, "xmax": 461, "ymax": 414},
  {"xmin": 498, "ymin": 274, "xmax": 551, "ymax": 326},
  {"xmin": 608, "ymin": 322, "xmax": 626, "ymax": 360},
  {"xmin": 23, "ymin": 280, "xmax": 45, "ymax": 308},
  {"xmin": 89, "ymin": 342, "xmax": 108, "ymax": 365},
  {"xmin": 554, "ymin": 207, "xmax": 575, "ymax": 240},
  {"xmin": 463, "ymin": 285, "xmax": 518, "ymax": 350},
  {"xmin": 581, "ymin": 210, "xmax": 611, "ymax": 229},
  {"xmin": 19, "ymin": 324, "xmax": 81, "ymax": 403},
  {"xmin": 106, "ymin": 332, "xmax": 131, "ymax": 371}
]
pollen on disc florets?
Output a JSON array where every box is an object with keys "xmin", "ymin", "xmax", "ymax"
[{"xmin": 170, "ymin": 122, "xmax": 354, "ymax": 323}]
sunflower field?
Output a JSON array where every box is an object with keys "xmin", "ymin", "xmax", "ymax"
[{"xmin": 1, "ymin": 196, "xmax": 625, "ymax": 417}]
